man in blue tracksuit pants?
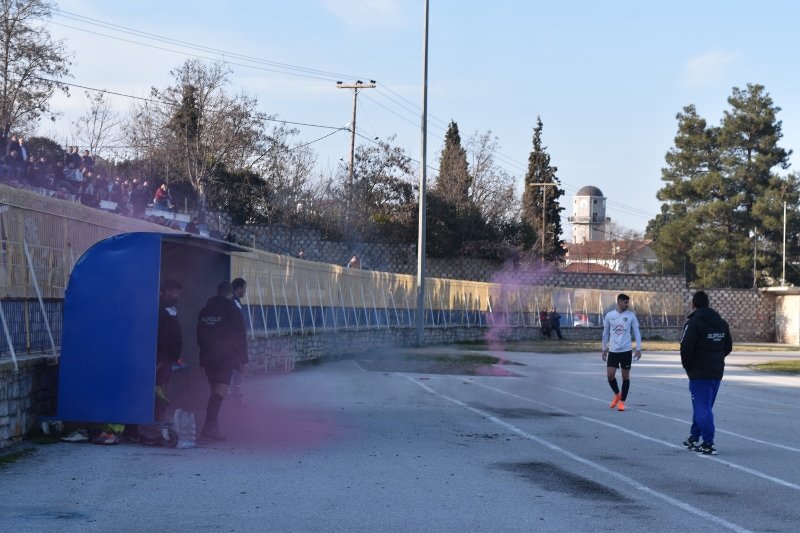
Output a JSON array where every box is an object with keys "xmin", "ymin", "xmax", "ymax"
[{"xmin": 679, "ymin": 290, "xmax": 733, "ymax": 455}]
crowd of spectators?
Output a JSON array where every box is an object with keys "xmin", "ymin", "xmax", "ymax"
[{"xmin": 0, "ymin": 136, "xmax": 223, "ymax": 236}]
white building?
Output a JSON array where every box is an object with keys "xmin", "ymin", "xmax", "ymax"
[{"xmin": 567, "ymin": 185, "xmax": 610, "ymax": 243}]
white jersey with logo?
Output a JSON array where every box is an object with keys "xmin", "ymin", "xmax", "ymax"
[{"xmin": 602, "ymin": 309, "xmax": 642, "ymax": 352}]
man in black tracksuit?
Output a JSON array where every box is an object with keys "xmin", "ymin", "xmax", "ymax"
[
  {"xmin": 196, "ymin": 281, "xmax": 248, "ymax": 441},
  {"xmin": 679, "ymin": 290, "xmax": 733, "ymax": 455},
  {"xmin": 155, "ymin": 279, "xmax": 183, "ymax": 422}
]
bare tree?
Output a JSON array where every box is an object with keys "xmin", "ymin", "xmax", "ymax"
[
  {"xmin": 605, "ymin": 220, "xmax": 644, "ymax": 240},
  {"xmin": 466, "ymin": 130, "xmax": 516, "ymax": 226},
  {"xmin": 259, "ymin": 121, "xmax": 318, "ymax": 222},
  {"xmin": 157, "ymin": 60, "xmax": 271, "ymax": 202},
  {"xmin": 0, "ymin": 0, "xmax": 71, "ymax": 139},
  {"xmin": 121, "ymin": 99, "xmax": 173, "ymax": 179},
  {"xmin": 71, "ymin": 90, "xmax": 120, "ymax": 158}
]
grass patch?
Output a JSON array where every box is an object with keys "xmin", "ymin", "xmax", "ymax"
[
  {"xmin": 0, "ymin": 447, "xmax": 35, "ymax": 467},
  {"xmin": 752, "ymin": 361, "xmax": 800, "ymax": 374}
]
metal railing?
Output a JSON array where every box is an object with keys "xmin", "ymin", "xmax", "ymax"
[{"xmin": 1, "ymin": 185, "xmax": 687, "ymax": 364}]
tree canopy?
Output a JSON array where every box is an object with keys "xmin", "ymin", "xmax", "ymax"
[
  {"xmin": 648, "ymin": 84, "xmax": 800, "ymax": 287},
  {"xmin": 0, "ymin": 0, "xmax": 71, "ymax": 139},
  {"xmin": 521, "ymin": 117, "xmax": 564, "ymax": 262}
]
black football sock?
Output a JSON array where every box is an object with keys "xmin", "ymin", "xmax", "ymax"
[
  {"xmin": 621, "ymin": 379, "xmax": 630, "ymax": 401},
  {"xmin": 205, "ymin": 393, "xmax": 224, "ymax": 428},
  {"xmin": 608, "ymin": 378, "xmax": 620, "ymax": 394}
]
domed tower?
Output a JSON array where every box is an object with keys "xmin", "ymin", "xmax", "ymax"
[{"xmin": 568, "ymin": 185, "xmax": 609, "ymax": 243}]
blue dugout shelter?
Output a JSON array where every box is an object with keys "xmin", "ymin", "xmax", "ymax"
[{"xmin": 57, "ymin": 232, "xmax": 247, "ymax": 425}]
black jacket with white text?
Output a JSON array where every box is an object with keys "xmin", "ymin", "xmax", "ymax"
[{"xmin": 680, "ymin": 307, "xmax": 733, "ymax": 380}]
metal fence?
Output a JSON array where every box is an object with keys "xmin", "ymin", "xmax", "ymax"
[
  {"xmin": 231, "ymin": 252, "xmax": 686, "ymax": 337},
  {"xmin": 0, "ymin": 185, "xmax": 177, "ymax": 369},
  {"xmin": 1, "ymin": 184, "xmax": 687, "ymax": 366}
]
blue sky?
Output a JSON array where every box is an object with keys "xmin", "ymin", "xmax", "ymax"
[{"xmin": 43, "ymin": 0, "xmax": 800, "ymax": 237}]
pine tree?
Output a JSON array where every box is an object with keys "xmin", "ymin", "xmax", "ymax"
[
  {"xmin": 650, "ymin": 84, "xmax": 800, "ymax": 287},
  {"xmin": 521, "ymin": 117, "xmax": 565, "ymax": 262},
  {"xmin": 432, "ymin": 120, "xmax": 471, "ymax": 211}
]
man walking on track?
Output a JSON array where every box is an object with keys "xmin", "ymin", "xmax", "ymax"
[
  {"xmin": 602, "ymin": 293, "xmax": 642, "ymax": 412},
  {"xmin": 679, "ymin": 290, "xmax": 732, "ymax": 455}
]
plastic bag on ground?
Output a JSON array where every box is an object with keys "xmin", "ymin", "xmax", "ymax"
[{"xmin": 173, "ymin": 409, "xmax": 196, "ymax": 449}]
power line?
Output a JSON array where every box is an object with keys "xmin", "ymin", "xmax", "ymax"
[
  {"xmin": 48, "ymin": 20, "xmax": 341, "ymax": 83},
  {"xmin": 51, "ymin": 9, "xmax": 372, "ymax": 81},
  {"xmin": 45, "ymin": 8, "xmax": 660, "ymax": 223},
  {"xmin": 291, "ymin": 128, "xmax": 348, "ymax": 150},
  {"xmin": 37, "ymin": 76, "xmax": 344, "ymax": 130}
]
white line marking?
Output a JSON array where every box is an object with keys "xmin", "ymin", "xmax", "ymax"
[
  {"xmin": 403, "ymin": 375, "xmax": 753, "ymax": 533},
  {"xmin": 469, "ymin": 381, "xmax": 800, "ymax": 491},
  {"xmin": 544, "ymin": 385, "xmax": 800, "ymax": 454}
]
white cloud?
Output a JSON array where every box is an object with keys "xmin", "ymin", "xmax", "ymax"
[
  {"xmin": 681, "ymin": 50, "xmax": 739, "ymax": 87},
  {"xmin": 319, "ymin": 0, "xmax": 404, "ymax": 29}
]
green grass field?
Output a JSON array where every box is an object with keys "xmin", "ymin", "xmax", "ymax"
[
  {"xmin": 451, "ymin": 338, "xmax": 800, "ymax": 374},
  {"xmin": 750, "ymin": 360, "xmax": 800, "ymax": 374}
]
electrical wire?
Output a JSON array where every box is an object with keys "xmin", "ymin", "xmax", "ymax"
[
  {"xmin": 51, "ymin": 8, "xmax": 372, "ymax": 81},
  {"xmin": 35, "ymin": 76, "xmax": 345, "ymax": 130},
  {"xmin": 44, "ymin": 8, "xmax": 659, "ymax": 223}
]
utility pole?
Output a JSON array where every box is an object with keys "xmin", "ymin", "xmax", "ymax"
[
  {"xmin": 782, "ymin": 201, "xmax": 787, "ymax": 287},
  {"xmin": 416, "ymin": 0, "xmax": 429, "ymax": 346},
  {"xmin": 529, "ymin": 182, "xmax": 557, "ymax": 260},
  {"xmin": 753, "ymin": 228, "xmax": 758, "ymax": 289},
  {"xmin": 336, "ymin": 80, "xmax": 376, "ymax": 209}
]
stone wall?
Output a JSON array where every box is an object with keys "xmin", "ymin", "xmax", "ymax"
[
  {"xmin": 0, "ymin": 355, "xmax": 58, "ymax": 449},
  {"xmin": 2, "ymin": 323, "xmax": 683, "ymax": 448},
  {"xmin": 688, "ymin": 289, "xmax": 774, "ymax": 343},
  {"xmin": 244, "ymin": 324, "xmax": 682, "ymax": 373}
]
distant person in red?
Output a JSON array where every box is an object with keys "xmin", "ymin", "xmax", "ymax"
[
  {"xmin": 539, "ymin": 310, "xmax": 551, "ymax": 338},
  {"xmin": 153, "ymin": 183, "xmax": 172, "ymax": 209}
]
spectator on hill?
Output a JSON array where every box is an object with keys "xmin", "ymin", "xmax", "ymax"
[
  {"xmin": 153, "ymin": 183, "xmax": 172, "ymax": 210},
  {"xmin": 27, "ymin": 157, "xmax": 47, "ymax": 187},
  {"xmin": 184, "ymin": 218, "xmax": 199, "ymax": 234},
  {"xmin": 66, "ymin": 146, "xmax": 82, "ymax": 169},
  {"xmin": 94, "ymin": 173, "xmax": 109, "ymax": 201},
  {"xmin": 80, "ymin": 178, "xmax": 100, "ymax": 208},
  {"xmin": 108, "ymin": 177, "xmax": 122, "ymax": 203},
  {"xmin": 1, "ymin": 150, "xmax": 17, "ymax": 181},
  {"xmin": 51, "ymin": 162, "xmax": 77, "ymax": 195},
  {"xmin": 80, "ymin": 150, "xmax": 94, "ymax": 172},
  {"xmin": 5, "ymin": 134, "xmax": 18, "ymax": 157},
  {"xmin": 130, "ymin": 180, "xmax": 149, "ymax": 217}
]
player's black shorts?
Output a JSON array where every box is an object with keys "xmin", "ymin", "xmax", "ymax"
[
  {"xmin": 607, "ymin": 351, "xmax": 632, "ymax": 369},
  {"xmin": 204, "ymin": 364, "xmax": 234, "ymax": 386}
]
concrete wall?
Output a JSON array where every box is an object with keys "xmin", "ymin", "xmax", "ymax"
[
  {"xmin": 244, "ymin": 324, "xmax": 682, "ymax": 374},
  {"xmin": 771, "ymin": 290, "xmax": 800, "ymax": 344}
]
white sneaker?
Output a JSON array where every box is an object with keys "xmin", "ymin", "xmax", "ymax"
[{"xmin": 60, "ymin": 429, "xmax": 89, "ymax": 443}]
